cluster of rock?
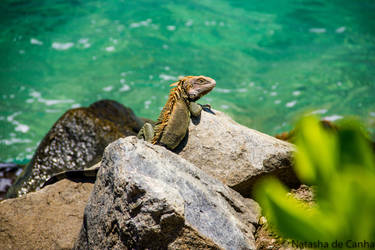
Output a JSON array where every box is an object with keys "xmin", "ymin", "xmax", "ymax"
[
  {"xmin": 6, "ymin": 100, "xmax": 145, "ymax": 198},
  {"xmin": 0, "ymin": 100, "xmax": 297, "ymax": 249}
]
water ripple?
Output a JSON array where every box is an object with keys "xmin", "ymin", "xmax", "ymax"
[
  {"xmin": 130, "ymin": 19, "xmax": 152, "ymax": 28},
  {"xmin": 30, "ymin": 38, "xmax": 43, "ymax": 45},
  {"xmin": 52, "ymin": 42, "xmax": 74, "ymax": 50}
]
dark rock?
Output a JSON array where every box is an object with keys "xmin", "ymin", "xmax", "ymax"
[
  {"xmin": 74, "ymin": 137, "xmax": 260, "ymax": 249},
  {"xmin": 0, "ymin": 179, "xmax": 93, "ymax": 250},
  {"xmin": 7, "ymin": 100, "xmax": 141, "ymax": 198},
  {"xmin": 0, "ymin": 163, "xmax": 24, "ymax": 201},
  {"xmin": 89, "ymin": 99, "xmax": 144, "ymax": 134}
]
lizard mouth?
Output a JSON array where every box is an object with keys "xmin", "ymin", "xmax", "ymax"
[
  {"xmin": 201, "ymin": 80, "xmax": 216, "ymax": 94},
  {"xmin": 209, "ymin": 79, "xmax": 216, "ymax": 86},
  {"xmin": 188, "ymin": 81, "xmax": 216, "ymax": 101}
]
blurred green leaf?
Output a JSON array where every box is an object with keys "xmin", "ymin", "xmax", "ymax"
[
  {"xmin": 255, "ymin": 177, "xmax": 328, "ymax": 241},
  {"xmin": 255, "ymin": 115, "xmax": 375, "ymax": 244},
  {"xmin": 294, "ymin": 116, "xmax": 338, "ymax": 185},
  {"xmin": 336, "ymin": 120, "xmax": 374, "ymax": 172}
]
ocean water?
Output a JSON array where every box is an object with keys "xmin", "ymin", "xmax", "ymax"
[{"xmin": 0, "ymin": 0, "xmax": 374, "ymax": 164}]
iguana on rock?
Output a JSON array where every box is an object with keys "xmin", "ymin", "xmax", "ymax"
[
  {"xmin": 42, "ymin": 76, "xmax": 216, "ymax": 187},
  {"xmin": 137, "ymin": 75, "xmax": 216, "ymax": 149}
]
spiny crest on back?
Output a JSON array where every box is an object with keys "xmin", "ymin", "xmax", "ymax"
[
  {"xmin": 150, "ymin": 75, "xmax": 216, "ymax": 145},
  {"xmin": 151, "ymin": 77, "xmax": 188, "ymax": 144}
]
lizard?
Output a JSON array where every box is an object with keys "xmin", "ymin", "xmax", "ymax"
[
  {"xmin": 42, "ymin": 75, "xmax": 216, "ymax": 187},
  {"xmin": 137, "ymin": 75, "xmax": 216, "ymax": 150}
]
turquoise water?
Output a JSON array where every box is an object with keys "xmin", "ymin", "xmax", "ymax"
[{"xmin": 1, "ymin": 0, "xmax": 374, "ymax": 163}]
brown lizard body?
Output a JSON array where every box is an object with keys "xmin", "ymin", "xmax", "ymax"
[
  {"xmin": 42, "ymin": 76, "xmax": 216, "ymax": 187},
  {"xmin": 138, "ymin": 75, "xmax": 216, "ymax": 149}
]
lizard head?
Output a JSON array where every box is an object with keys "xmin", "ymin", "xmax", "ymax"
[{"xmin": 172, "ymin": 75, "xmax": 216, "ymax": 101}]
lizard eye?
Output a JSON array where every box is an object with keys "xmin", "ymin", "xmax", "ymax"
[{"xmin": 196, "ymin": 78, "xmax": 205, "ymax": 84}]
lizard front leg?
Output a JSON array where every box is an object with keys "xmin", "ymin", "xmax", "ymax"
[
  {"xmin": 189, "ymin": 102, "xmax": 213, "ymax": 117},
  {"xmin": 137, "ymin": 123, "xmax": 154, "ymax": 142},
  {"xmin": 189, "ymin": 102, "xmax": 203, "ymax": 117}
]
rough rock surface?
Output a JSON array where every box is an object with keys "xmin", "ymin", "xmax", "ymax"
[
  {"xmin": 176, "ymin": 109, "xmax": 297, "ymax": 197},
  {"xmin": 0, "ymin": 179, "xmax": 93, "ymax": 250},
  {"xmin": 75, "ymin": 137, "xmax": 260, "ymax": 249},
  {"xmin": 7, "ymin": 100, "xmax": 142, "ymax": 198}
]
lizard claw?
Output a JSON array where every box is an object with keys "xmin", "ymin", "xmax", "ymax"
[{"xmin": 201, "ymin": 104, "xmax": 212, "ymax": 110}]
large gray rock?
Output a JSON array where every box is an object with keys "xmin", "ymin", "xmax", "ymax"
[
  {"xmin": 7, "ymin": 100, "xmax": 143, "ymax": 198},
  {"xmin": 75, "ymin": 137, "xmax": 260, "ymax": 249},
  {"xmin": 0, "ymin": 179, "xmax": 93, "ymax": 250},
  {"xmin": 176, "ymin": 109, "xmax": 297, "ymax": 197}
]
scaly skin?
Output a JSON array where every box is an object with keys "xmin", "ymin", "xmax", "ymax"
[
  {"xmin": 138, "ymin": 75, "xmax": 216, "ymax": 150},
  {"xmin": 42, "ymin": 76, "xmax": 216, "ymax": 188}
]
